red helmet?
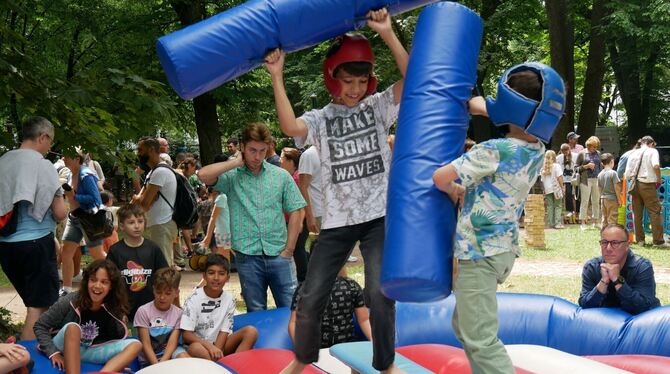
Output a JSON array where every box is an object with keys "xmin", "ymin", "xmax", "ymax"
[{"xmin": 322, "ymin": 33, "xmax": 377, "ymax": 98}]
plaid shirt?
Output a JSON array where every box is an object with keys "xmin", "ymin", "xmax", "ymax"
[{"xmin": 213, "ymin": 161, "xmax": 306, "ymax": 256}]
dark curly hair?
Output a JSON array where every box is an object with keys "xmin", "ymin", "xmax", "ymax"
[{"xmin": 77, "ymin": 259, "xmax": 129, "ymax": 319}]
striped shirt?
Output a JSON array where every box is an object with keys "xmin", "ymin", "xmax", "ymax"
[{"xmin": 213, "ymin": 161, "xmax": 306, "ymax": 256}]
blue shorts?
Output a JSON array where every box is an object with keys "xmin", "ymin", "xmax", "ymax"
[
  {"xmin": 53, "ymin": 322, "xmax": 140, "ymax": 364},
  {"xmin": 140, "ymin": 345, "xmax": 187, "ymax": 367}
]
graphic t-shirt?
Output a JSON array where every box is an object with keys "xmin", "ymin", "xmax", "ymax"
[
  {"xmin": 107, "ymin": 238, "xmax": 169, "ymax": 320},
  {"xmin": 292, "ymin": 276, "xmax": 365, "ymax": 348},
  {"xmin": 79, "ymin": 308, "xmax": 123, "ymax": 346},
  {"xmin": 450, "ymin": 138, "xmax": 545, "ymax": 260},
  {"xmin": 133, "ymin": 302, "xmax": 182, "ymax": 359},
  {"xmin": 180, "ymin": 287, "xmax": 235, "ymax": 343},
  {"xmin": 296, "ymin": 85, "xmax": 399, "ymax": 229}
]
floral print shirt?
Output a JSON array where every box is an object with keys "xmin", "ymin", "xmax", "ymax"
[{"xmin": 450, "ymin": 138, "xmax": 545, "ymax": 260}]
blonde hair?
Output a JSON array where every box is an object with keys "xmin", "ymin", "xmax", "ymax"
[
  {"xmin": 585, "ymin": 136, "xmax": 600, "ymax": 150},
  {"xmin": 541, "ymin": 150, "xmax": 557, "ymax": 176}
]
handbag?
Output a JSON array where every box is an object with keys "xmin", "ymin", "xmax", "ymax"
[
  {"xmin": 553, "ymin": 177, "xmax": 564, "ymax": 199},
  {"xmin": 73, "ymin": 208, "xmax": 114, "ymax": 241}
]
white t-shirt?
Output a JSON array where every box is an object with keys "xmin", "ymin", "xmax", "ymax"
[
  {"xmin": 625, "ymin": 145, "xmax": 660, "ymax": 183},
  {"xmin": 145, "ymin": 163, "xmax": 177, "ymax": 227},
  {"xmin": 180, "ymin": 287, "xmax": 235, "ymax": 343},
  {"xmin": 541, "ymin": 163, "xmax": 563, "ymax": 195},
  {"xmin": 295, "ymin": 85, "xmax": 399, "ymax": 229},
  {"xmin": 297, "ymin": 146, "xmax": 323, "ymax": 219}
]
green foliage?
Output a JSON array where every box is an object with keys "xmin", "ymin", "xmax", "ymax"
[{"xmin": 0, "ymin": 308, "xmax": 22, "ymax": 341}]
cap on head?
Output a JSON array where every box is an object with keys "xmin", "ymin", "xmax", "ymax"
[
  {"xmin": 485, "ymin": 62, "xmax": 566, "ymax": 143},
  {"xmin": 323, "ymin": 33, "xmax": 377, "ymax": 98},
  {"xmin": 567, "ymin": 132, "xmax": 580, "ymax": 140}
]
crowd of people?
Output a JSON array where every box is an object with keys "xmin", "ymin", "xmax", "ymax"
[
  {"xmin": 540, "ymin": 132, "xmax": 668, "ymax": 248},
  {"xmin": 0, "ymin": 8, "xmax": 666, "ymax": 374}
]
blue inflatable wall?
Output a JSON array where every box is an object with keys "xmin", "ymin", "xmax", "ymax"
[
  {"xmin": 381, "ymin": 2, "xmax": 483, "ymax": 302},
  {"xmin": 157, "ymin": 0, "xmax": 437, "ymax": 99}
]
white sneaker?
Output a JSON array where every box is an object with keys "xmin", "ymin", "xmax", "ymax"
[
  {"xmin": 72, "ymin": 271, "xmax": 83, "ymax": 283},
  {"xmin": 347, "ymin": 256, "xmax": 358, "ymax": 263},
  {"xmin": 580, "ymin": 224, "xmax": 587, "ymax": 231},
  {"xmin": 554, "ymin": 224, "xmax": 565, "ymax": 229}
]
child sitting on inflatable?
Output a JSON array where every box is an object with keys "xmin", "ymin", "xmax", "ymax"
[
  {"xmin": 180, "ymin": 254, "xmax": 257, "ymax": 361},
  {"xmin": 433, "ymin": 63, "xmax": 566, "ymax": 374},
  {"xmin": 288, "ymin": 266, "xmax": 372, "ymax": 348},
  {"xmin": 134, "ymin": 267, "xmax": 190, "ymax": 366},
  {"xmin": 34, "ymin": 259, "xmax": 142, "ymax": 374},
  {"xmin": 265, "ymin": 7, "xmax": 407, "ymax": 374}
]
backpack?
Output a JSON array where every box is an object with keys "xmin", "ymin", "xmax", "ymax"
[
  {"xmin": 0, "ymin": 203, "xmax": 19, "ymax": 237},
  {"xmin": 149, "ymin": 164, "xmax": 199, "ymax": 229}
]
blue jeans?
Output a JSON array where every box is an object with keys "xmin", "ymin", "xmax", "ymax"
[
  {"xmin": 294, "ymin": 217, "xmax": 395, "ymax": 371},
  {"xmin": 235, "ymin": 252, "xmax": 297, "ymax": 312}
]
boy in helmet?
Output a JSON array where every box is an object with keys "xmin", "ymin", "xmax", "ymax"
[
  {"xmin": 433, "ymin": 63, "xmax": 566, "ymax": 374},
  {"xmin": 265, "ymin": 8, "xmax": 406, "ymax": 374}
]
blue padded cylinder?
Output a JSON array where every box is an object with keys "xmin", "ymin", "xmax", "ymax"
[
  {"xmin": 157, "ymin": 0, "xmax": 436, "ymax": 100},
  {"xmin": 381, "ymin": 2, "xmax": 483, "ymax": 302}
]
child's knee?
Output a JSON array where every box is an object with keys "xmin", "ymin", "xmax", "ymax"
[
  {"xmin": 64, "ymin": 323, "xmax": 81, "ymax": 337},
  {"xmin": 242, "ymin": 326, "xmax": 258, "ymax": 341},
  {"xmin": 17, "ymin": 348, "xmax": 30, "ymax": 366},
  {"xmin": 126, "ymin": 340, "xmax": 142, "ymax": 353}
]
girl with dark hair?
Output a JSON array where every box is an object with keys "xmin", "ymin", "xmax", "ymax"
[{"xmin": 34, "ymin": 259, "xmax": 141, "ymax": 374}]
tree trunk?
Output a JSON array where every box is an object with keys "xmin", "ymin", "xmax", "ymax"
[
  {"xmin": 170, "ymin": 0, "xmax": 221, "ymax": 165},
  {"xmin": 608, "ymin": 37, "xmax": 646, "ymax": 145},
  {"xmin": 545, "ymin": 0, "xmax": 575, "ymax": 150},
  {"xmin": 471, "ymin": 0, "xmax": 503, "ymax": 143},
  {"xmin": 576, "ymin": 0, "xmax": 608, "ymax": 142}
]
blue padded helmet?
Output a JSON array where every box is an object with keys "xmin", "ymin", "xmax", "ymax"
[{"xmin": 485, "ymin": 62, "xmax": 566, "ymax": 143}]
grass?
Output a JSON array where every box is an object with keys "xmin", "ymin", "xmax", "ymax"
[
  {"xmin": 521, "ymin": 225, "xmax": 670, "ymax": 268},
  {"xmin": 501, "ymin": 274, "xmax": 670, "ymax": 306}
]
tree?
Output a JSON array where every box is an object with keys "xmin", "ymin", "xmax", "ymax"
[
  {"xmin": 576, "ymin": 0, "xmax": 610, "ymax": 142},
  {"xmin": 545, "ymin": 0, "xmax": 575, "ymax": 150},
  {"xmin": 606, "ymin": 0, "xmax": 670, "ymax": 145}
]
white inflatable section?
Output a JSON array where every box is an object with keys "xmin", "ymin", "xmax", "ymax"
[
  {"xmin": 136, "ymin": 358, "xmax": 233, "ymax": 374},
  {"xmin": 506, "ymin": 345, "xmax": 632, "ymax": 374},
  {"xmin": 313, "ymin": 348, "xmax": 351, "ymax": 374}
]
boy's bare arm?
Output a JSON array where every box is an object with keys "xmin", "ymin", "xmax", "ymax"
[
  {"xmin": 137, "ymin": 327, "xmax": 159, "ymax": 365},
  {"xmin": 433, "ymin": 164, "xmax": 465, "ymax": 206},
  {"xmin": 265, "ymin": 49, "xmax": 309, "ymax": 138},
  {"xmin": 214, "ymin": 331, "xmax": 229, "ymax": 353},
  {"xmin": 160, "ymin": 328, "xmax": 182, "ymax": 362},
  {"xmin": 183, "ymin": 330, "xmax": 223, "ymax": 359},
  {"xmin": 354, "ymin": 307, "xmax": 373, "ymax": 341},
  {"xmin": 367, "ymin": 8, "xmax": 408, "ymax": 104}
]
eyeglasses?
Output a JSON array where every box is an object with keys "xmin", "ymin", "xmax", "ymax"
[{"xmin": 599, "ymin": 240, "xmax": 627, "ymax": 249}]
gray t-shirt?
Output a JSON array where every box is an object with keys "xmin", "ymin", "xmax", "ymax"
[
  {"xmin": 597, "ymin": 169, "xmax": 620, "ymax": 201},
  {"xmin": 145, "ymin": 164, "xmax": 176, "ymax": 227},
  {"xmin": 298, "ymin": 146, "xmax": 323, "ymax": 219},
  {"xmin": 295, "ymin": 85, "xmax": 399, "ymax": 229}
]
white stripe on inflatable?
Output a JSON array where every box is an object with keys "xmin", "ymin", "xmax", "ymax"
[
  {"xmin": 506, "ymin": 345, "xmax": 632, "ymax": 374},
  {"xmin": 136, "ymin": 358, "xmax": 232, "ymax": 374},
  {"xmin": 313, "ymin": 348, "xmax": 351, "ymax": 373}
]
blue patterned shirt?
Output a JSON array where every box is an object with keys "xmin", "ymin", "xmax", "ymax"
[{"xmin": 450, "ymin": 138, "xmax": 545, "ymax": 260}]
